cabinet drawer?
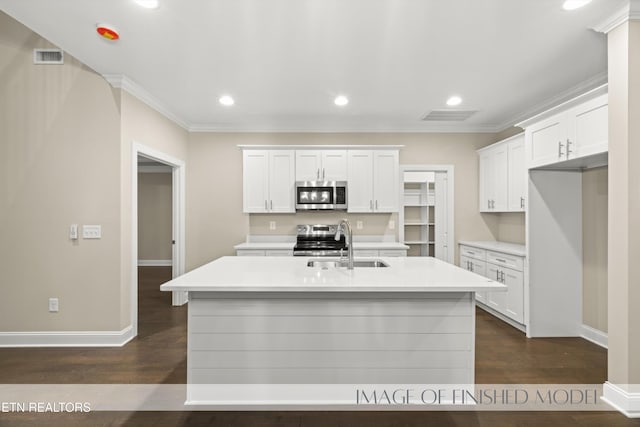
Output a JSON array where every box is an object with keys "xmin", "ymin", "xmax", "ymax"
[
  {"xmin": 459, "ymin": 245, "xmax": 486, "ymax": 261},
  {"xmin": 236, "ymin": 250, "xmax": 266, "ymax": 256},
  {"xmin": 265, "ymin": 250, "xmax": 293, "ymax": 256},
  {"xmin": 486, "ymin": 251, "xmax": 524, "ymax": 271},
  {"xmin": 354, "ymin": 250, "xmax": 379, "ymax": 257},
  {"xmin": 378, "ymin": 250, "xmax": 407, "ymax": 257}
]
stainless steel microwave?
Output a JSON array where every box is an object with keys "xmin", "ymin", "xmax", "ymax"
[{"xmin": 295, "ymin": 181, "xmax": 347, "ymax": 211}]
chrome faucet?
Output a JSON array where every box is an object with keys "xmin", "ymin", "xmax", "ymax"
[{"xmin": 335, "ymin": 219, "xmax": 354, "ymax": 270}]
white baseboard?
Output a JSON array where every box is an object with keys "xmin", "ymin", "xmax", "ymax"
[
  {"xmin": 138, "ymin": 259, "xmax": 172, "ymax": 267},
  {"xmin": 581, "ymin": 324, "xmax": 608, "ymax": 348},
  {"xmin": 0, "ymin": 325, "xmax": 135, "ymax": 348},
  {"xmin": 602, "ymin": 382, "xmax": 640, "ymax": 418}
]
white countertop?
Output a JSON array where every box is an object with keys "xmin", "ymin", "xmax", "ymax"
[
  {"xmin": 234, "ymin": 242, "xmax": 409, "ymax": 250},
  {"xmin": 458, "ymin": 241, "xmax": 526, "ymax": 257},
  {"xmin": 160, "ymin": 256, "xmax": 505, "ymax": 293}
]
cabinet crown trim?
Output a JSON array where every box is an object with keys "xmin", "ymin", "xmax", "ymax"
[
  {"xmin": 238, "ymin": 145, "xmax": 404, "ymax": 150},
  {"xmin": 515, "ymin": 84, "xmax": 608, "ymax": 129},
  {"xmin": 476, "ymin": 132, "xmax": 524, "ymax": 154}
]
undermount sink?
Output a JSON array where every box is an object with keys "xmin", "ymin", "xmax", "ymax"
[{"xmin": 306, "ymin": 258, "xmax": 390, "ymax": 269}]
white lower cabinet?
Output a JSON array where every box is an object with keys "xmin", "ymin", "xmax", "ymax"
[
  {"xmin": 460, "ymin": 254, "xmax": 487, "ymax": 303},
  {"xmin": 236, "ymin": 249, "xmax": 293, "ymax": 256},
  {"xmin": 459, "ymin": 243, "xmax": 525, "ymax": 325},
  {"xmin": 237, "ymin": 248, "xmax": 406, "ymax": 257},
  {"xmin": 355, "ymin": 249, "xmax": 407, "ymax": 257}
]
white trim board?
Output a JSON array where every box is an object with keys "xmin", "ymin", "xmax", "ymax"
[
  {"xmin": 0, "ymin": 326, "xmax": 134, "ymax": 348},
  {"xmin": 133, "ymin": 143, "xmax": 188, "ymax": 318},
  {"xmin": 581, "ymin": 324, "xmax": 608, "ymax": 349},
  {"xmin": 602, "ymin": 382, "xmax": 640, "ymax": 418},
  {"xmin": 138, "ymin": 259, "xmax": 172, "ymax": 267}
]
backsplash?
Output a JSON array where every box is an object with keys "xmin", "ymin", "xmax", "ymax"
[{"xmin": 249, "ymin": 212, "xmax": 399, "ymax": 239}]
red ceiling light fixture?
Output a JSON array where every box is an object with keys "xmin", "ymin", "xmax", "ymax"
[{"xmin": 96, "ymin": 24, "xmax": 120, "ymax": 41}]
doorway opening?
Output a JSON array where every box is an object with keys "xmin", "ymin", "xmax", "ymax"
[{"xmin": 132, "ymin": 143, "xmax": 186, "ymax": 338}]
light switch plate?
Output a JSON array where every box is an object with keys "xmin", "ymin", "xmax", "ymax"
[
  {"xmin": 69, "ymin": 224, "xmax": 78, "ymax": 240},
  {"xmin": 49, "ymin": 298, "xmax": 59, "ymax": 313},
  {"xmin": 356, "ymin": 221, "xmax": 363, "ymax": 230},
  {"xmin": 83, "ymin": 225, "xmax": 102, "ymax": 239},
  {"xmin": 269, "ymin": 221, "xmax": 276, "ymax": 231},
  {"xmin": 388, "ymin": 220, "xmax": 395, "ymax": 230}
]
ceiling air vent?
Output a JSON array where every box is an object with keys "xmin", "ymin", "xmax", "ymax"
[
  {"xmin": 421, "ymin": 110, "xmax": 478, "ymax": 122},
  {"xmin": 33, "ymin": 49, "xmax": 64, "ymax": 65}
]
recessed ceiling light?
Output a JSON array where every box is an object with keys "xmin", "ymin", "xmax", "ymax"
[
  {"xmin": 446, "ymin": 96, "xmax": 462, "ymax": 107},
  {"xmin": 134, "ymin": 0, "xmax": 159, "ymax": 9},
  {"xmin": 562, "ymin": 0, "xmax": 591, "ymax": 10},
  {"xmin": 219, "ymin": 95, "xmax": 234, "ymax": 106},
  {"xmin": 334, "ymin": 95, "xmax": 349, "ymax": 107}
]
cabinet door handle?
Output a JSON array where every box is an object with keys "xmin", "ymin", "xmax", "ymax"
[
  {"xmin": 265, "ymin": 200, "xmax": 268, "ymax": 210},
  {"xmin": 370, "ymin": 200, "xmax": 373, "ymax": 211},
  {"xmin": 501, "ymin": 271, "xmax": 505, "ymax": 283},
  {"xmin": 491, "ymin": 200, "xmax": 495, "ymax": 209},
  {"xmin": 496, "ymin": 269, "xmax": 500, "ymax": 281},
  {"xmin": 317, "ymin": 168, "xmax": 320, "ymax": 179},
  {"xmin": 496, "ymin": 258, "xmax": 506, "ymax": 263},
  {"xmin": 322, "ymin": 168, "xmax": 325, "ymax": 179},
  {"xmin": 488, "ymin": 200, "xmax": 491, "ymax": 209},
  {"xmin": 270, "ymin": 200, "xmax": 273, "ymax": 210},
  {"xmin": 375, "ymin": 200, "xmax": 379, "ymax": 210},
  {"xmin": 521, "ymin": 197, "xmax": 525, "ymax": 209},
  {"xmin": 566, "ymin": 138, "xmax": 573, "ymax": 158},
  {"xmin": 470, "ymin": 263, "xmax": 474, "ymax": 272},
  {"xmin": 558, "ymin": 141, "xmax": 564, "ymax": 158}
]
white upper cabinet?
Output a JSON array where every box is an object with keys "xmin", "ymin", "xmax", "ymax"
[
  {"xmin": 568, "ymin": 94, "xmax": 608, "ymax": 160},
  {"xmin": 507, "ymin": 135, "xmax": 526, "ymax": 211},
  {"xmin": 525, "ymin": 93, "xmax": 608, "ymax": 169},
  {"xmin": 294, "ymin": 150, "xmax": 347, "ymax": 181},
  {"xmin": 373, "ymin": 151, "xmax": 400, "ymax": 212},
  {"xmin": 526, "ymin": 113, "xmax": 567, "ymax": 169},
  {"xmin": 347, "ymin": 150, "xmax": 399, "ymax": 213},
  {"xmin": 243, "ymin": 150, "xmax": 295, "ymax": 213},
  {"xmin": 478, "ymin": 135, "xmax": 519, "ymax": 212},
  {"xmin": 347, "ymin": 151, "xmax": 374, "ymax": 212}
]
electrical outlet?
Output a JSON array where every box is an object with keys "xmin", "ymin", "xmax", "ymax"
[
  {"xmin": 49, "ymin": 298, "xmax": 59, "ymax": 313},
  {"xmin": 269, "ymin": 221, "xmax": 276, "ymax": 231},
  {"xmin": 356, "ymin": 221, "xmax": 363, "ymax": 230},
  {"xmin": 388, "ymin": 220, "xmax": 395, "ymax": 230},
  {"xmin": 83, "ymin": 225, "xmax": 102, "ymax": 239}
]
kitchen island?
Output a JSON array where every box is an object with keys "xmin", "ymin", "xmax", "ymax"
[{"xmin": 160, "ymin": 256, "xmax": 504, "ymax": 408}]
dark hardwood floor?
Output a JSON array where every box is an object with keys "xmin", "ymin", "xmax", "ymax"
[{"xmin": 0, "ymin": 266, "xmax": 637, "ymax": 426}]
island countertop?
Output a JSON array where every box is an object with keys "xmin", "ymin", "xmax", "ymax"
[{"xmin": 160, "ymin": 256, "xmax": 505, "ymax": 293}]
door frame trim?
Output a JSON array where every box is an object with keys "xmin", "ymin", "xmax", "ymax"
[{"xmin": 132, "ymin": 143, "xmax": 187, "ymax": 336}]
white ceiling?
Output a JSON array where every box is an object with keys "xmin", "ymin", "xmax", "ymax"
[{"xmin": 0, "ymin": 0, "xmax": 624, "ymax": 132}]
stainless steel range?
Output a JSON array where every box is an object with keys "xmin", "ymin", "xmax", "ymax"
[{"xmin": 293, "ymin": 224, "xmax": 348, "ymax": 257}]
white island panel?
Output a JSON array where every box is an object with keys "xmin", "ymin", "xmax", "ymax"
[{"xmin": 159, "ymin": 256, "xmax": 504, "ymax": 408}]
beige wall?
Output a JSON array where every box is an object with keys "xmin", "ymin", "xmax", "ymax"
[
  {"xmin": 138, "ymin": 173, "xmax": 173, "ymax": 261},
  {"xmin": 0, "ymin": 11, "xmax": 189, "ymax": 332},
  {"xmin": 0, "ymin": 12, "xmax": 123, "ymax": 331},
  {"xmin": 496, "ymin": 213, "xmax": 526, "ymax": 244},
  {"xmin": 607, "ymin": 20, "xmax": 640, "ymax": 385},
  {"xmin": 186, "ymin": 132, "xmax": 502, "ymax": 269},
  {"xmin": 582, "ymin": 167, "xmax": 608, "ymax": 333},
  {"xmin": 120, "ymin": 91, "xmax": 188, "ymax": 326}
]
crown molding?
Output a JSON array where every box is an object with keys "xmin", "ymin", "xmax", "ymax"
[
  {"xmin": 593, "ymin": 0, "xmax": 640, "ymax": 34},
  {"xmin": 504, "ymin": 72, "xmax": 608, "ymax": 129},
  {"xmin": 103, "ymin": 74, "xmax": 190, "ymax": 130},
  {"xmin": 188, "ymin": 122, "xmax": 502, "ymax": 134}
]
